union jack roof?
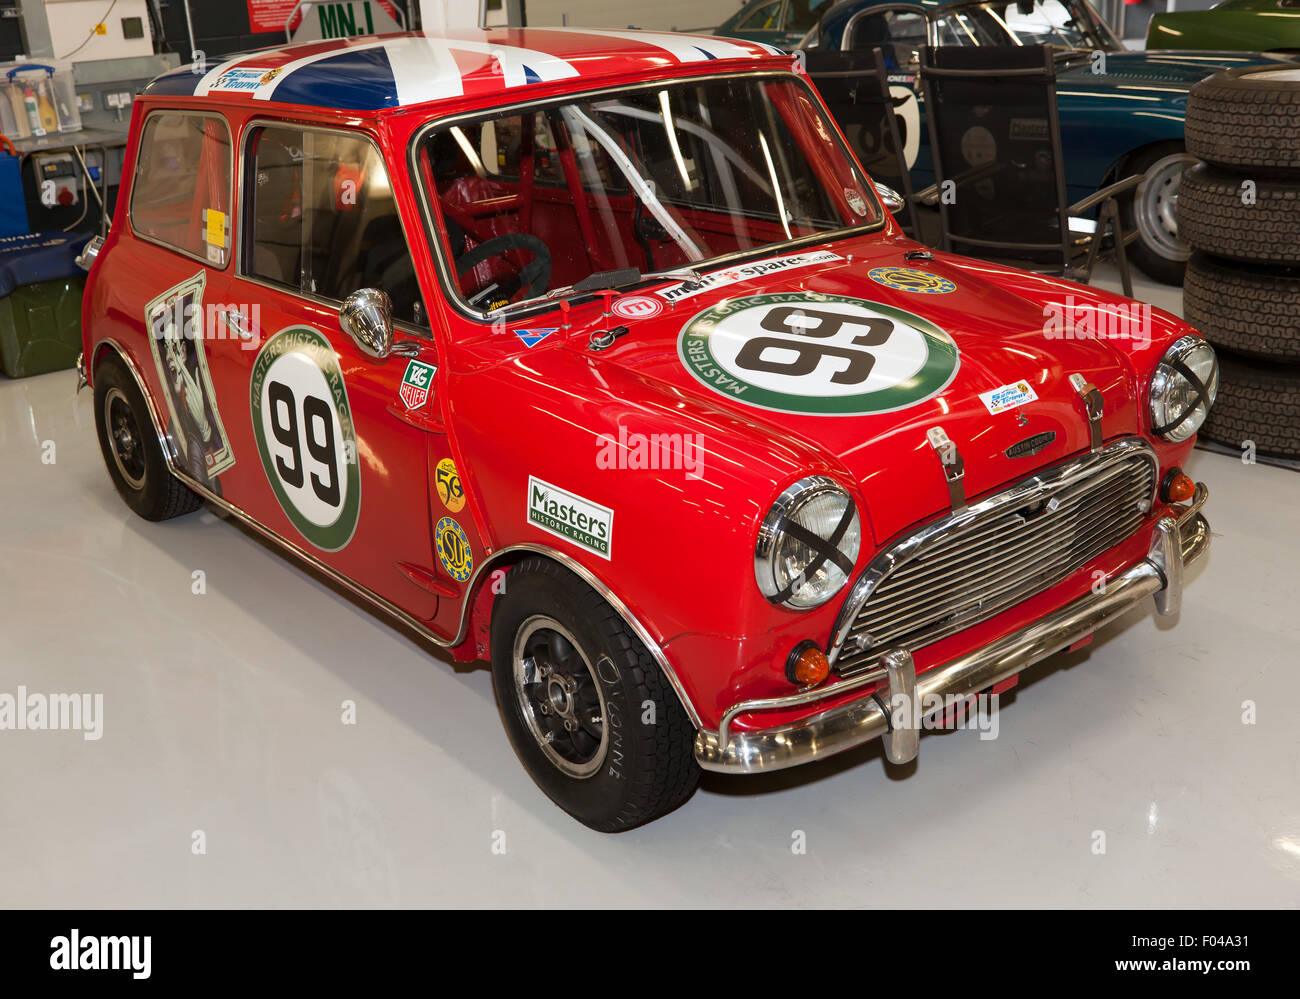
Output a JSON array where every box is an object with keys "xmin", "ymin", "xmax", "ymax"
[{"xmin": 144, "ymin": 28, "xmax": 786, "ymax": 112}]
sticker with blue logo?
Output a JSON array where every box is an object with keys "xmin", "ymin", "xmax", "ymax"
[
  {"xmin": 211, "ymin": 67, "xmax": 277, "ymax": 92},
  {"xmin": 868, "ymin": 267, "xmax": 956, "ymax": 295},
  {"xmin": 515, "ymin": 328, "xmax": 559, "ymax": 348}
]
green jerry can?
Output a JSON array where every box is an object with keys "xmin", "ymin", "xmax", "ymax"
[{"xmin": 0, "ymin": 232, "xmax": 90, "ymax": 378}]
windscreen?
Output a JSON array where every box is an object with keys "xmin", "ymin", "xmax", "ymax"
[
  {"xmin": 416, "ymin": 75, "xmax": 882, "ymax": 312},
  {"xmin": 937, "ymin": 0, "xmax": 1120, "ymax": 52}
]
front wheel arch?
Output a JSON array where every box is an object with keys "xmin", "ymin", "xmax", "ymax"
[{"xmin": 458, "ymin": 544, "xmax": 702, "ymax": 729}]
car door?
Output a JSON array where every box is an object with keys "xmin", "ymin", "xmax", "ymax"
[
  {"xmin": 122, "ymin": 108, "xmax": 243, "ymax": 496},
  {"xmin": 212, "ymin": 120, "xmax": 442, "ymax": 622}
]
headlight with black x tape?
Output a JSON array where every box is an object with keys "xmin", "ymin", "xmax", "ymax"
[
  {"xmin": 1150, "ymin": 335, "xmax": 1218, "ymax": 443},
  {"xmin": 755, "ymin": 476, "xmax": 862, "ymax": 610}
]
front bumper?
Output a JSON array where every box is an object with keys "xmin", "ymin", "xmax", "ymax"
[{"xmin": 694, "ymin": 486, "xmax": 1210, "ymax": 774}]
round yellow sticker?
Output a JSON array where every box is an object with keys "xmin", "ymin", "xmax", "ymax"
[
  {"xmin": 435, "ymin": 517, "xmax": 472, "ymax": 582},
  {"xmin": 435, "ymin": 457, "xmax": 466, "ymax": 512}
]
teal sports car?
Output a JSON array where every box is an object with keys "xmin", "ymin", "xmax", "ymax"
[
  {"xmin": 714, "ymin": 0, "xmax": 837, "ymax": 48},
  {"xmin": 803, "ymin": 0, "xmax": 1296, "ymax": 284}
]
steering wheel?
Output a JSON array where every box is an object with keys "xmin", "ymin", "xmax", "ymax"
[{"xmin": 455, "ymin": 233, "xmax": 553, "ymax": 308}]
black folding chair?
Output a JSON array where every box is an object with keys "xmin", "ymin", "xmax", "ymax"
[
  {"xmin": 918, "ymin": 44, "xmax": 1141, "ymax": 295},
  {"xmin": 806, "ymin": 46, "xmax": 919, "ymax": 237}
]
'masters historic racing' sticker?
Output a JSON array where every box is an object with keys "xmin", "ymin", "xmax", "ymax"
[
  {"xmin": 250, "ymin": 327, "xmax": 361, "ymax": 551},
  {"xmin": 677, "ymin": 292, "xmax": 960, "ymax": 416},
  {"xmin": 527, "ymin": 477, "xmax": 613, "ymax": 560}
]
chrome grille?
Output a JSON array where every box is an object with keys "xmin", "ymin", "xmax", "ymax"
[{"xmin": 833, "ymin": 441, "xmax": 1157, "ymax": 678}]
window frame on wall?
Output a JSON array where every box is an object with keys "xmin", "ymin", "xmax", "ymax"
[
  {"xmin": 127, "ymin": 108, "xmax": 235, "ymax": 269},
  {"xmin": 238, "ymin": 118, "xmax": 431, "ymax": 334}
]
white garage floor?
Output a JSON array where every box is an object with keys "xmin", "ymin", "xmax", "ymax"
[{"xmin": 1, "ymin": 266, "xmax": 1298, "ymax": 908}]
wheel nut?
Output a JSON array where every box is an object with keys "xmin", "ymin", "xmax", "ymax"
[
  {"xmin": 539, "ymin": 702, "xmax": 551, "ymax": 715},
  {"xmin": 563, "ymin": 718, "xmax": 578, "ymax": 732},
  {"xmin": 563, "ymin": 676, "xmax": 578, "ymax": 694}
]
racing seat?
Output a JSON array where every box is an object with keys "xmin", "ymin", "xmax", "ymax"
[
  {"xmin": 805, "ymin": 46, "xmax": 919, "ymax": 237},
  {"xmin": 918, "ymin": 44, "xmax": 1141, "ymax": 296}
]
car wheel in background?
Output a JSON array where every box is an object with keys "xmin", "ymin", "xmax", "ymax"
[{"xmin": 1122, "ymin": 144, "xmax": 1193, "ymax": 286}]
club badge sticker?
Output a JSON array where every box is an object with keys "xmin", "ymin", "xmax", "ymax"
[{"xmin": 144, "ymin": 271, "xmax": 236, "ymax": 488}]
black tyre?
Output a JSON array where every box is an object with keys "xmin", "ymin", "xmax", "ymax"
[
  {"xmin": 1186, "ymin": 65, "xmax": 1300, "ymax": 173},
  {"xmin": 1120, "ymin": 143, "xmax": 1192, "ymax": 286},
  {"xmin": 1177, "ymin": 164, "xmax": 1300, "ymax": 265},
  {"xmin": 490, "ymin": 557, "xmax": 699, "ymax": 831},
  {"xmin": 1184, "ymin": 253, "xmax": 1300, "ymax": 362},
  {"xmin": 93, "ymin": 354, "xmax": 203, "ymax": 521},
  {"xmin": 1200, "ymin": 353, "xmax": 1300, "ymax": 459}
]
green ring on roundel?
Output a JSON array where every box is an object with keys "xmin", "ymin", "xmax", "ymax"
[
  {"xmin": 249, "ymin": 326, "xmax": 362, "ymax": 552},
  {"xmin": 677, "ymin": 291, "xmax": 961, "ymax": 416}
]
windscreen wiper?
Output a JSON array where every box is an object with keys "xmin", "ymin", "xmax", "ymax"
[{"xmin": 486, "ymin": 266, "xmax": 706, "ymax": 318}]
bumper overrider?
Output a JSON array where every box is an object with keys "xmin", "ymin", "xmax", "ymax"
[{"xmin": 694, "ymin": 485, "xmax": 1210, "ymax": 774}]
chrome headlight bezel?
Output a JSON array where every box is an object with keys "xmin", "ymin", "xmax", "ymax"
[
  {"xmin": 1150, "ymin": 335, "xmax": 1218, "ymax": 443},
  {"xmin": 755, "ymin": 476, "xmax": 862, "ymax": 610}
]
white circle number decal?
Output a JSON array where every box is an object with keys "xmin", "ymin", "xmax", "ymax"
[
  {"xmin": 678, "ymin": 292, "xmax": 960, "ymax": 415},
  {"xmin": 250, "ymin": 328, "xmax": 361, "ymax": 550}
]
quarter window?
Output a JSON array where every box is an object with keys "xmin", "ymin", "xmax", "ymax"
[
  {"xmin": 130, "ymin": 112, "xmax": 233, "ymax": 266},
  {"xmin": 245, "ymin": 126, "xmax": 426, "ymax": 327}
]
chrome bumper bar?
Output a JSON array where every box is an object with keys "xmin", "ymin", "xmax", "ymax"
[{"xmin": 694, "ymin": 489, "xmax": 1210, "ymax": 775}]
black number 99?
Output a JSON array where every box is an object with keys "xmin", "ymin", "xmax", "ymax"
[{"xmin": 268, "ymin": 380, "xmax": 342, "ymax": 508}]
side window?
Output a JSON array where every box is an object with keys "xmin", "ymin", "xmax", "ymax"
[
  {"xmin": 935, "ymin": 11, "xmax": 995, "ymax": 46},
  {"xmin": 786, "ymin": 0, "xmax": 833, "ymax": 33},
  {"xmin": 849, "ymin": 10, "xmax": 928, "ymax": 64},
  {"xmin": 737, "ymin": 0, "xmax": 783, "ymax": 29},
  {"xmin": 130, "ymin": 112, "xmax": 233, "ymax": 266},
  {"xmin": 246, "ymin": 126, "xmax": 427, "ymax": 328}
]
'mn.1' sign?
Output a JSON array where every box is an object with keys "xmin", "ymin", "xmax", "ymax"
[{"xmin": 294, "ymin": 1, "xmax": 401, "ymax": 42}]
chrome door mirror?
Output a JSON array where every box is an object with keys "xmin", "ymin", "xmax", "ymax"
[
  {"xmin": 339, "ymin": 288, "xmax": 395, "ymax": 359},
  {"xmin": 876, "ymin": 184, "xmax": 906, "ymax": 213}
]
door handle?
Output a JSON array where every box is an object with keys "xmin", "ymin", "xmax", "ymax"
[{"xmin": 220, "ymin": 309, "xmax": 255, "ymax": 341}]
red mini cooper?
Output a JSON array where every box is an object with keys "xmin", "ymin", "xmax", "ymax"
[{"xmin": 79, "ymin": 27, "xmax": 1216, "ymax": 830}]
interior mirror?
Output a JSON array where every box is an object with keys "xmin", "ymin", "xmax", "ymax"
[
  {"xmin": 876, "ymin": 184, "xmax": 906, "ymax": 212},
  {"xmin": 340, "ymin": 288, "xmax": 395, "ymax": 359}
]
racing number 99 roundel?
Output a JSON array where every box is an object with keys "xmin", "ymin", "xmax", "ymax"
[
  {"xmin": 250, "ymin": 327, "xmax": 362, "ymax": 551},
  {"xmin": 677, "ymin": 292, "xmax": 960, "ymax": 416}
]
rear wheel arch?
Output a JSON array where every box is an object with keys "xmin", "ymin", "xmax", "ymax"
[{"xmin": 91, "ymin": 339, "xmax": 172, "ymax": 456}]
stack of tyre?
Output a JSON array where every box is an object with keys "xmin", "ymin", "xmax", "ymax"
[{"xmin": 1179, "ymin": 66, "xmax": 1300, "ymax": 460}]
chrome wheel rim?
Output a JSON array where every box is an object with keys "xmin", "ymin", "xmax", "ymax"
[
  {"xmin": 104, "ymin": 387, "xmax": 146, "ymax": 490},
  {"xmin": 1135, "ymin": 153, "xmax": 1193, "ymax": 263},
  {"xmin": 512, "ymin": 615, "xmax": 609, "ymax": 779}
]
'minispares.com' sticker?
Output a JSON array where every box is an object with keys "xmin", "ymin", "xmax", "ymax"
[{"xmin": 655, "ymin": 250, "xmax": 841, "ymax": 304}]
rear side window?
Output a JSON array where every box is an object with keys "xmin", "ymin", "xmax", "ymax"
[
  {"xmin": 245, "ymin": 125, "xmax": 426, "ymax": 328},
  {"xmin": 130, "ymin": 112, "xmax": 233, "ymax": 266}
]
